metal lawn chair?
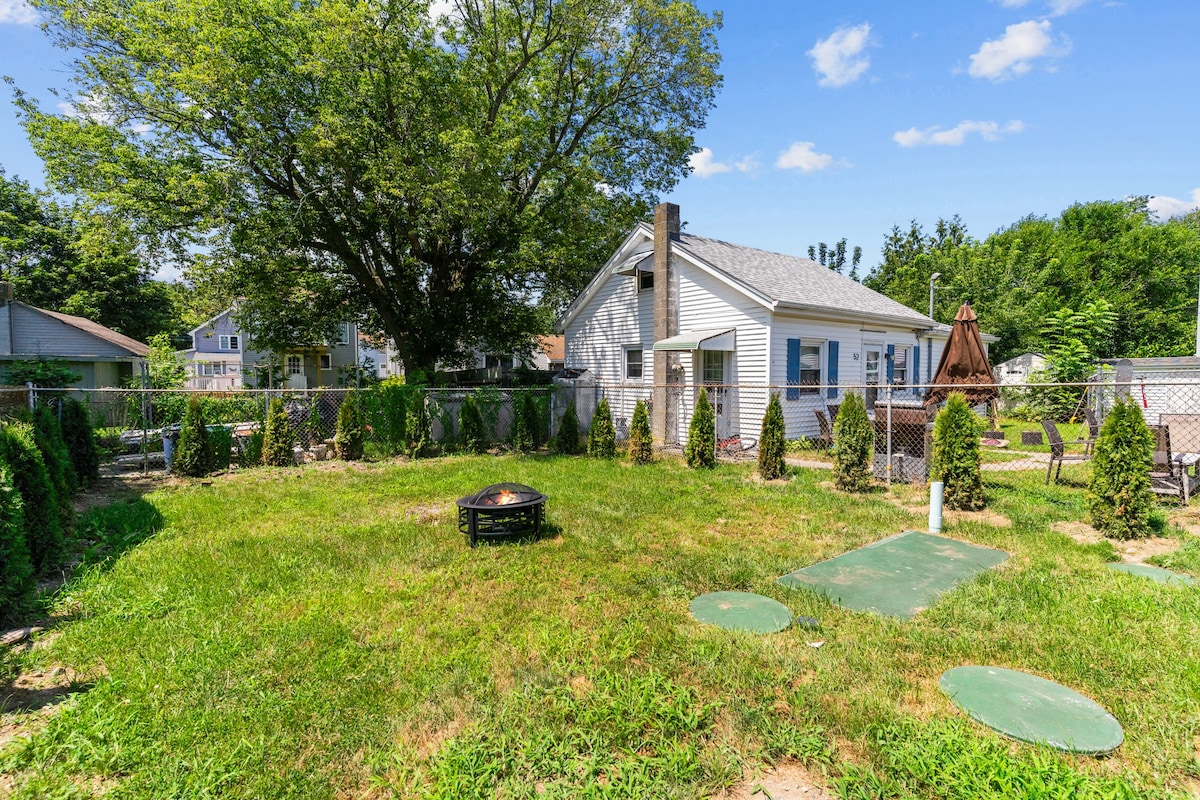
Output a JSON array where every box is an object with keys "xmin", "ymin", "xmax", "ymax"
[
  {"xmin": 814, "ymin": 410, "xmax": 833, "ymax": 451},
  {"xmin": 1042, "ymin": 419, "xmax": 1090, "ymax": 484}
]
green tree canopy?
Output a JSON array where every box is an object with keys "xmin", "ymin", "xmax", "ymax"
[
  {"xmin": 20, "ymin": 0, "xmax": 723, "ymax": 373},
  {"xmin": 865, "ymin": 200, "xmax": 1200, "ymax": 364},
  {"xmin": 0, "ymin": 169, "xmax": 181, "ymax": 343}
]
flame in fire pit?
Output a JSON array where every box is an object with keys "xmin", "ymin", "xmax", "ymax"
[{"xmin": 488, "ymin": 490, "xmax": 520, "ymax": 506}]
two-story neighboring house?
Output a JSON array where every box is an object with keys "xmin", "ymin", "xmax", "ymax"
[{"xmin": 182, "ymin": 306, "xmax": 360, "ymax": 389}]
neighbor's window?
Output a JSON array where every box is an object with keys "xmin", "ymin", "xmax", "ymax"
[
  {"xmin": 287, "ymin": 355, "xmax": 302, "ymax": 375},
  {"xmin": 218, "ymin": 334, "xmax": 240, "ymax": 351},
  {"xmin": 319, "ymin": 354, "xmax": 332, "ymax": 369},
  {"xmin": 335, "ymin": 322, "xmax": 350, "ymax": 345},
  {"xmin": 800, "ymin": 341, "xmax": 821, "ymax": 394},
  {"xmin": 625, "ymin": 347, "xmax": 644, "ymax": 380},
  {"xmin": 892, "ymin": 347, "xmax": 908, "ymax": 386},
  {"xmin": 638, "ymin": 269, "xmax": 654, "ymax": 292}
]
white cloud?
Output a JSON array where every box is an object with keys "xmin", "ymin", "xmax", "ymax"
[
  {"xmin": 734, "ymin": 155, "xmax": 760, "ymax": 173},
  {"xmin": 1048, "ymin": 0, "xmax": 1090, "ymax": 15},
  {"xmin": 893, "ymin": 119, "xmax": 1025, "ymax": 147},
  {"xmin": 688, "ymin": 147, "xmax": 732, "ymax": 178},
  {"xmin": 0, "ymin": 0, "xmax": 36, "ymax": 24},
  {"xmin": 1147, "ymin": 189, "xmax": 1200, "ymax": 221},
  {"xmin": 808, "ymin": 23, "xmax": 872, "ymax": 88},
  {"xmin": 968, "ymin": 20, "xmax": 1068, "ymax": 81},
  {"xmin": 775, "ymin": 142, "xmax": 834, "ymax": 173}
]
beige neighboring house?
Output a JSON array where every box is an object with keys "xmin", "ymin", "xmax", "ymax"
[{"xmin": 0, "ymin": 281, "xmax": 149, "ymax": 388}]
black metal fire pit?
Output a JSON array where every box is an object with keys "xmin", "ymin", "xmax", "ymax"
[{"xmin": 456, "ymin": 482, "xmax": 547, "ymax": 547}]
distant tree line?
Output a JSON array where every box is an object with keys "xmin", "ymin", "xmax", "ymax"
[{"xmin": 863, "ymin": 200, "xmax": 1200, "ymax": 364}]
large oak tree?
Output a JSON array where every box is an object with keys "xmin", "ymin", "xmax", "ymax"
[{"xmin": 18, "ymin": 0, "xmax": 722, "ymax": 372}]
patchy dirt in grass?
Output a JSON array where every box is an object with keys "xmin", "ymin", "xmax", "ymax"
[
  {"xmin": 881, "ymin": 494, "xmax": 1012, "ymax": 528},
  {"xmin": 717, "ymin": 760, "xmax": 835, "ymax": 799},
  {"xmin": 72, "ymin": 469, "xmax": 171, "ymax": 514},
  {"xmin": 1051, "ymin": 521, "xmax": 1181, "ymax": 563},
  {"xmin": 406, "ymin": 504, "xmax": 446, "ymax": 525},
  {"xmin": 1167, "ymin": 506, "xmax": 1200, "ymax": 537},
  {"xmin": 0, "ymin": 662, "xmax": 103, "ymax": 754}
]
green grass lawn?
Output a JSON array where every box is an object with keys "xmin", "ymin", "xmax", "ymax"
[{"xmin": 2, "ymin": 456, "xmax": 1199, "ymax": 798}]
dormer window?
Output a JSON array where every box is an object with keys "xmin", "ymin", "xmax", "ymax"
[{"xmin": 219, "ymin": 334, "xmax": 240, "ymax": 351}]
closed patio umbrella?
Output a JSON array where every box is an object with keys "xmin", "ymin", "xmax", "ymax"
[{"xmin": 924, "ymin": 303, "xmax": 997, "ymax": 407}]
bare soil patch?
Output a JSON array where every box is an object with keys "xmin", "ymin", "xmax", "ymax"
[
  {"xmin": 719, "ymin": 760, "xmax": 835, "ymax": 800},
  {"xmin": 881, "ymin": 494, "xmax": 1012, "ymax": 528},
  {"xmin": 1051, "ymin": 521, "xmax": 1180, "ymax": 563}
]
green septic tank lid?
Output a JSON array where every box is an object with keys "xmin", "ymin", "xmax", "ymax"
[
  {"xmin": 689, "ymin": 591, "xmax": 792, "ymax": 634},
  {"xmin": 1107, "ymin": 562, "xmax": 1196, "ymax": 585},
  {"xmin": 939, "ymin": 666, "xmax": 1124, "ymax": 755}
]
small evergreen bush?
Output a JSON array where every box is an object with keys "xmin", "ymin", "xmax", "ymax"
[
  {"xmin": 1088, "ymin": 396, "xmax": 1156, "ymax": 540},
  {"xmin": 554, "ymin": 399, "xmax": 580, "ymax": 454},
  {"xmin": 0, "ymin": 422, "xmax": 63, "ymax": 570},
  {"xmin": 262, "ymin": 398, "xmax": 296, "ymax": 466},
  {"xmin": 334, "ymin": 392, "xmax": 365, "ymax": 460},
  {"xmin": 758, "ymin": 392, "xmax": 787, "ymax": 480},
  {"xmin": 0, "ymin": 459, "xmax": 33, "ymax": 617},
  {"xmin": 628, "ymin": 399, "xmax": 653, "ymax": 464},
  {"xmin": 173, "ymin": 395, "xmax": 216, "ymax": 477},
  {"xmin": 35, "ymin": 405, "xmax": 78, "ymax": 499},
  {"xmin": 931, "ymin": 393, "xmax": 985, "ymax": 511},
  {"xmin": 459, "ymin": 394, "xmax": 487, "ymax": 454},
  {"xmin": 406, "ymin": 391, "xmax": 432, "ymax": 457},
  {"xmin": 529, "ymin": 392, "xmax": 549, "ymax": 449},
  {"xmin": 208, "ymin": 425, "xmax": 234, "ymax": 472},
  {"xmin": 511, "ymin": 392, "xmax": 535, "ymax": 453},
  {"xmin": 588, "ymin": 397, "xmax": 616, "ymax": 458},
  {"xmin": 686, "ymin": 387, "xmax": 716, "ymax": 469},
  {"xmin": 239, "ymin": 431, "xmax": 264, "ymax": 468},
  {"xmin": 60, "ymin": 398, "xmax": 100, "ymax": 488},
  {"xmin": 832, "ymin": 392, "xmax": 873, "ymax": 492}
]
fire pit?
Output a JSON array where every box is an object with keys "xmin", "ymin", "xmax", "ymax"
[{"xmin": 456, "ymin": 482, "xmax": 547, "ymax": 547}]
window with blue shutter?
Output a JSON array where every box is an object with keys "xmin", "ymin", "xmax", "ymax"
[
  {"xmin": 886, "ymin": 344, "xmax": 896, "ymax": 385},
  {"xmin": 786, "ymin": 338, "xmax": 800, "ymax": 400},
  {"xmin": 826, "ymin": 341, "xmax": 839, "ymax": 399},
  {"xmin": 912, "ymin": 345, "xmax": 921, "ymax": 393}
]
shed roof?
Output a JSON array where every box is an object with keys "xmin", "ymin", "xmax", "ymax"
[{"xmin": 31, "ymin": 304, "xmax": 150, "ymax": 357}]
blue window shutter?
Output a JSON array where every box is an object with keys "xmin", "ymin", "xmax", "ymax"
[
  {"xmin": 826, "ymin": 340, "xmax": 839, "ymax": 399},
  {"xmin": 786, "ymin": 338, "xmax": 800, "ymax": 401},
  {"xmin": 912, "ymin": 345, "xmax": 920, "ymax": 393},
  {"xmin": 886, "ymin": 344, "xmax": 896, "ymax": 385}
]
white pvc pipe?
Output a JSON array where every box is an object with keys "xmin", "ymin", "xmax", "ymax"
[{"xmin": 929, "ymin": 481, "xmax": 945, "ymax": 534}]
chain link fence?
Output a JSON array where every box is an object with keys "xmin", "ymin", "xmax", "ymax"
[{"xmin": 4, "ymin": 378, "xmax": 1200, "ymax": 501}]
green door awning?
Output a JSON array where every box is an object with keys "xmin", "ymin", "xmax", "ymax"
[{"xmin": 652, "ymin": 329, "xmax": 736, "ymax": 352}]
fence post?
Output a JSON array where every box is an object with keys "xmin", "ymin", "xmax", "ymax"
[
  {"xmin": 140, "ymin": 361, "xmax": 150, "ymax": 474},
  {"xmin": 25, "ymin": 381, "xmax": 34, "ymax": 412},
  {"xmin": 885, "ymin": 385, "xmax": 893, "ymax": 488}
]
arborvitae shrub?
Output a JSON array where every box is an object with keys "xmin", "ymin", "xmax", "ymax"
[
  {"xmin": 511, "ymin": 393, "xmax": 535, "ymax": 453},
  {"xmin": 173, "ymin": 395, "xmax": 216, "ymax": 477},
  {"xmin": 60, "ymin": 399, "xmax": 100, "ymax": 488},
  {"xmin": 0, "ymin": 459, "xmax": 33, "ymax": 618},
  {"xmin": 588, "ymin": 397, "xmax": 616, "ymax": 458},
  {"xmin": 459, "ymin": 394, "xmax": 487, "ymax": 454},
  {"xmin": 406, "ymin": 391, "xmax": 432, "ymax": 457},
  {"xmin": 832, "ymin": 392, "xmax": 873, "ymax": 492},
  {"xmin": 629, "ymin": 399, "xmax": 653, "ymax": 464},
  {"xmin": 554, "ymin": 399, "xmax": 580, "ymax": 455},
  {"xmin": 208, "ymin": 425, "xmax": 234, "ymax": 471},
  {"xmin": 686, "ymin": 387, "xmax": 716, "ymax": 469},
  {"xmin": 262, "ymin": 398, "xmax": 296, "ymax": 466},
  {"xmin": 0, "ymin": 422, "xmax": 63, "ymax": 571},
  {"xmin": 35, "ymin": 405, "xmax": 77, "ymax": 503},
  {"xmin": 1088, "ymin": 396, "xmax": 1155, "ymax": 540},
  {"xmin": 931, "ymin": 393, "xmax": 985, "ymax": 510},
  {"xmin": 758, "ymin": 392, "xmax": 787, "ymax": 480},
  {"xmin": 528, "ymin": 392, "xmax": 548, "ymax": 449},
  {"xmin": 334, "ymin": 392, "xmax": 365, "ymax": 460}
]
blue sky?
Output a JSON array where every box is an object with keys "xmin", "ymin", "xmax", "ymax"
[{"xmin": 1, "ymin": 0, "xmax": 1198, "ymax": 273}]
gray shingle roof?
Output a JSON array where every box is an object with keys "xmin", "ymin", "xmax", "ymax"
[{"xmin": 676, "ymin": 233, "xmax": 934, "ymax": 325}]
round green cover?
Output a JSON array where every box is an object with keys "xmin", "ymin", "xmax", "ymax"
[
  {"xmin": 689, "ymin": 591, "xmax": 792, "ymax": 633},
  {"xmin": 940, "ymin": 666, "xmax": 1124, "ymax": 755}
]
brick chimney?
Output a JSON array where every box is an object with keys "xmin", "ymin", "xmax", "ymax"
[{"xmin": 652, "ymin": 203, "xmax": 681, "ymax": 444}]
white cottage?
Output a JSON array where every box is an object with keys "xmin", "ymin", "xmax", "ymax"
[{"xmin": 557, "ymin": 204, "xmax": 950, "ymax": 444}]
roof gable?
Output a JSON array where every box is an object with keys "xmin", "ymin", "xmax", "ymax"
[{"xmin": 31, "ymin": 304, "xmax": 149, "ymax": 357}]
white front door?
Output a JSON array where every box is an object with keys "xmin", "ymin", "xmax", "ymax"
[
  {"xmin": 702, "ymin": 350, "xmax": 732, "ymax": 439},
  {"xmin": 285, "ymin": 354, "xmax": 308, "ymax": 389},
  {"xmin": 864, "ymin": 346, "xmax": 882, "ymax": 410}
]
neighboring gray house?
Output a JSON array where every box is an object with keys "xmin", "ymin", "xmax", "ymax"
[
  {"xmin": 0, "ymin": 282, "xmax": 148, "ymax": 388},
  {"xmin": 995, "ymin": 352, "xmax": 1046, "ymax": 386},
  {"xmin": 182, "ymin": 305, "xmax": 360, "ymax": 389},
  {"xmin": 558, "ymin": 204, "xmax": 958, "ymax": 443}
]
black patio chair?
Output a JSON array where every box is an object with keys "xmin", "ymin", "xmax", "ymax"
[
  {"xmin": 1149, "ymin": 424, "xmax": 1187, "ymax": 505},
  {"xmin": 1076, "ymin": 407, "xmax": 1100, "ymax": 455},
  {"xmin": 1042, "ymin": 419, "xmax": 1090, "ymax": 484}
]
